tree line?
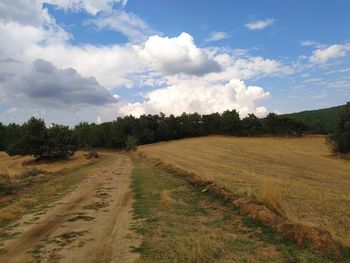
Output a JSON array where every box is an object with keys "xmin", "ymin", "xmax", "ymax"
[{"xmin": 0, "ymin": 106, "xmax": 349, "ymax": 159}]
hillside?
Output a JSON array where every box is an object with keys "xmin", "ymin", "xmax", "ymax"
[{"xmin": 281, "ymin": 104, "xmax": 346, "ymax": 134}]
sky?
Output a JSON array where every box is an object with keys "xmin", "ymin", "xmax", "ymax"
[{"xmin": 0, "ymin": 0, "xmax": 349, "ymax": 125}]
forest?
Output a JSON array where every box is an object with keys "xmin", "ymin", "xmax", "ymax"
[{"xmin": 0, "ymin": 103, "xmax": 349, "ymax": 159}]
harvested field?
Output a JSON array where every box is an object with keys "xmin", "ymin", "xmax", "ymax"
[{"xmin": 138, "ymin": 135, "xmax": 350, "ymax": 246}]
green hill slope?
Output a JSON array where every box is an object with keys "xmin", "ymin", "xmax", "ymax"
[{"xmin": 281, "ymin": 104, "xmax": 346, "ymax": 134}]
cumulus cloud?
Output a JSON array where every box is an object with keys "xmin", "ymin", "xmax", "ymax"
[
  {"xmin": 245, "ymin": 18, "xmax": 274, "ymax": 30},
  {"xmin": 0, "ymin": 2, "xmax": 283, "ymax": 123},
  {"xmin": 205, "ymin": 31, "xmax": 230, "ymax": 42},
  {"xmin": 2, "ymin": 59, "xmax": 117, "ymax": 107},
  {"xmin": 309, "ymin": 44, "xmax": 350, "ymax": 64},
  {"xmin": 85, "ymin": 10, "xmax": 157, "ymax": 42},
  {"xmin": 0, "ymin": 0, "xmax": 47, "ymax": 25},
  {"xmin": 118, "ymin": 78, "xmax": 269, "ymax": 117},
  {"xmin": 24, "ymin": 43, "xmax": 142, "ymax": 89},
  {"xmin": 205, "ymin": 52, "xmax": 293, "ymax": 81},
  {"xmin": 136, "ymin": 32, "xmax": 221, "ymax": 75}
]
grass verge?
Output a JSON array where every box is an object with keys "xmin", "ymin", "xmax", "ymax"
[{"xmin": 131, "ymin": 156, "xmax": 342, "ymax": 263}]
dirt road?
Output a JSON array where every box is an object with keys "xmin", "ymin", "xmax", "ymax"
[{"xmin": 0, "ymin": 154, "xmax": 140, "ymax": 263}]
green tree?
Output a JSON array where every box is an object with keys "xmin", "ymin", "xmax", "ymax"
[
  {"xmin": 6, "ymin": 117, "xmax": 76, "ymax": 160},
  {"xmin": 263, "ymin": 113, "xmax": 279, "ymax": 135},
  {"xmin": 241, "ymin": 114, "xmax": 262, "ymax": 136},
  {"xmin": 19, "ymin": 117, "xmax": 48, "ymax": 158},
  {"xmin": 221, "ymin": 110, "xmax": 241, "ymax": 135},
  {"xmin": 0, "ymin": 123, "xmax": 5, "ymax": 151},
  {"xmin": 47, "ymin": 124, "xmax": 77, "ymax": 159},
  {"xmin": 329, "ymin": 102, "xmax": 350, "ymax": 153},
  {"xmin": 202, "ymin": 113, "xmax": 221, "ymax": 135}
]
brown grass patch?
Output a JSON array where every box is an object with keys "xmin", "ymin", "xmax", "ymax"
[
  {"xmin": 259, "ymin": 180, "xmax": 284, "ymax": 216},
  {"xmin": 159, "ymin": 190, "xmax": 178, "ymax": 206}
]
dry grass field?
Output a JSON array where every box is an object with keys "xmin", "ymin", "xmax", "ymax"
[
  {"xmin": 138, "ymin": 135, "xmax": 350, "ymax": 247},
  {"xmin": 0, "ymin": 151, "xmax": 92, "ymax": 177}
]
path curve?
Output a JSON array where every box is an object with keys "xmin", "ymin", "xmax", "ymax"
[{"xmin": 0, "ymin": 153, "xmax": 139, "ymax": 263}]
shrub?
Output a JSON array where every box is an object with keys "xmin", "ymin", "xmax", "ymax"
[
  {"xmin": 125, "ymin": 135, "xmax": 138, "ymax": 151},
  {"xmin": 329, "ymin": 102, "xmax": 350, "ymax": 154},
  {"xmin": 86, "ymin": 148, "xmax": 99, "ymax": 159},
  {"xmin": 21, "ymin": 168, "xmax": 45, "ymax": 178},
  {"xmin": 0, "ymin": 170, "xmax": 14, "ymax": 195}
]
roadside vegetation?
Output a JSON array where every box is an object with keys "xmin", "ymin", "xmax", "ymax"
[{"xmin": 131, "ymin": 156, "xmax": 343, "ymax": 262}]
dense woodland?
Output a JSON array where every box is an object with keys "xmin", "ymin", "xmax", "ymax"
[
  {"xmin": 0, "ymin": 103, "xmax": 349, "ymax": 159},
  {"xmin": 281, "ymin": 104, "xmax": 346, "ymax": 134}
]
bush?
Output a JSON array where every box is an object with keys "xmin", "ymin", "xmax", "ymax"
[
  {"xmin": 126, "ymin": 136, "xmax": 138, "ymax": 151},
  {"xmin": 0, "ymin": 170, "xmax": 14, "ymax": 195},
  {"xmin": 86, "ymin": 148, "xmax": 99, "ymax": 159},
  {"xmin": 329, "ymin": 102, "xmax": 350, "ymax": 154},
  {"xmin": 21, "ymin": 168, "xmax": 45, "ymax": 178}
]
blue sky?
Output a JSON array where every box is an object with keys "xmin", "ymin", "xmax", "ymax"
[{"xmin": 0, "ymin": 0, "xmax": 349, "ymax": 124}]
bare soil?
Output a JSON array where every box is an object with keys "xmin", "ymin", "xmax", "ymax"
[{"xmin": 0, "ymin": 153, "xmax": 140, "ymax": 263}]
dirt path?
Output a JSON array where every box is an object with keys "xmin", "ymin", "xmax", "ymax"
[{"xmin": 0, "ymin": 153, "xmax": 140, "ymax": 263}]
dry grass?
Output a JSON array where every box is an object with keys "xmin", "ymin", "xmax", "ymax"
[
  {"xmin": 138, "ymin": 135, "xmax": 350, "ymax": 246},
  {"xmin": 0, "ymin": 151, "xmax": 92, "ymax": 177},
  {"xmin": 0, "ymin": 151, "xmax": 113, "ymax": 226},
  {"xmin": 259, "ymin": 180, "xmax": 284, "ymax": 216},
  {"xmin": 160, "ymin": 189, "xmax": 178, "ymax": 206}
]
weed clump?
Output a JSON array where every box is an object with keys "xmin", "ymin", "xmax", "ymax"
[
  {"xmin": 21, "ymin": 168, "xmax": 46, "ymax": 178},
  {"xmin": 259, "ymin": 180, "xmax": 284, "ymax": 216},
  {"xmin": 85, "ymin": 148, "xmax": 99, "ymax": 159},
  {"xmin": 0, "ymin": 170, "xmax": 15, "ymax": 195}
]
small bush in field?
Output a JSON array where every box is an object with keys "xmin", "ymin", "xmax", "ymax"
[
  {"xmin": 86, "ymin": 148, "xmax": 99, "ymax": 159},
  {"xmin": 21, "ymin": 168, "xmax": 45, "ymax": 178},
  {"xmin": 126, "ymin": 136, "xmax": 138, "ymax": 151},
  {"xmin": 0, "ymin": 170, "xmax": 15, "ymax": 195}
]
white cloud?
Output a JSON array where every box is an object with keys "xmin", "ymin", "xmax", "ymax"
[
  {"xmin": 24, "ymin": 43, "xmax": 142, "ymax": 89},
  {"xmin": 0, "ymin": 2, "xmax": 283, "ymax": 123},
  {"xmin": 301, "ymin": 40, "xmax": 319, "ymax": 47},
  {"xmin": 245, "ymin": 18, "xmax": 274, "ymax": 30},
  {"xmin": 118, "ymin": 78, "xmax": 269, "ymax": 117},
  {"xmin": 0, "ymin": 0, "xmax": 46, "ymax": 25},
  {"xmin": 205, "ymin": 31, "xmax": 230, "ymax": 42},
  {"xmin": 85, "ymin": 10, "xmax": 157, "ymax": 42},
  {"xmin": 46, "ymin": 0, "xmax": 118, "ymax": 15},
  {"xmin": 136, "ymin": 32, "xmax": 221, "ymax": 75},
  {"xmin": 0, "ymin": 0, "xmax": 122, "ymax": 25},
  {"xmin": 309, "ymin": 44, "xmax": 350, "ymax": 64},
  {"xmin": 206, "ymin": 51, "xmax": 293, "ymax": 81}
]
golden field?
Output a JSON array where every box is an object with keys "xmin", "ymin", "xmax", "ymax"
[{"xmin": 138, "ymin": 136, "xmax": 350, "ymax": 246}]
